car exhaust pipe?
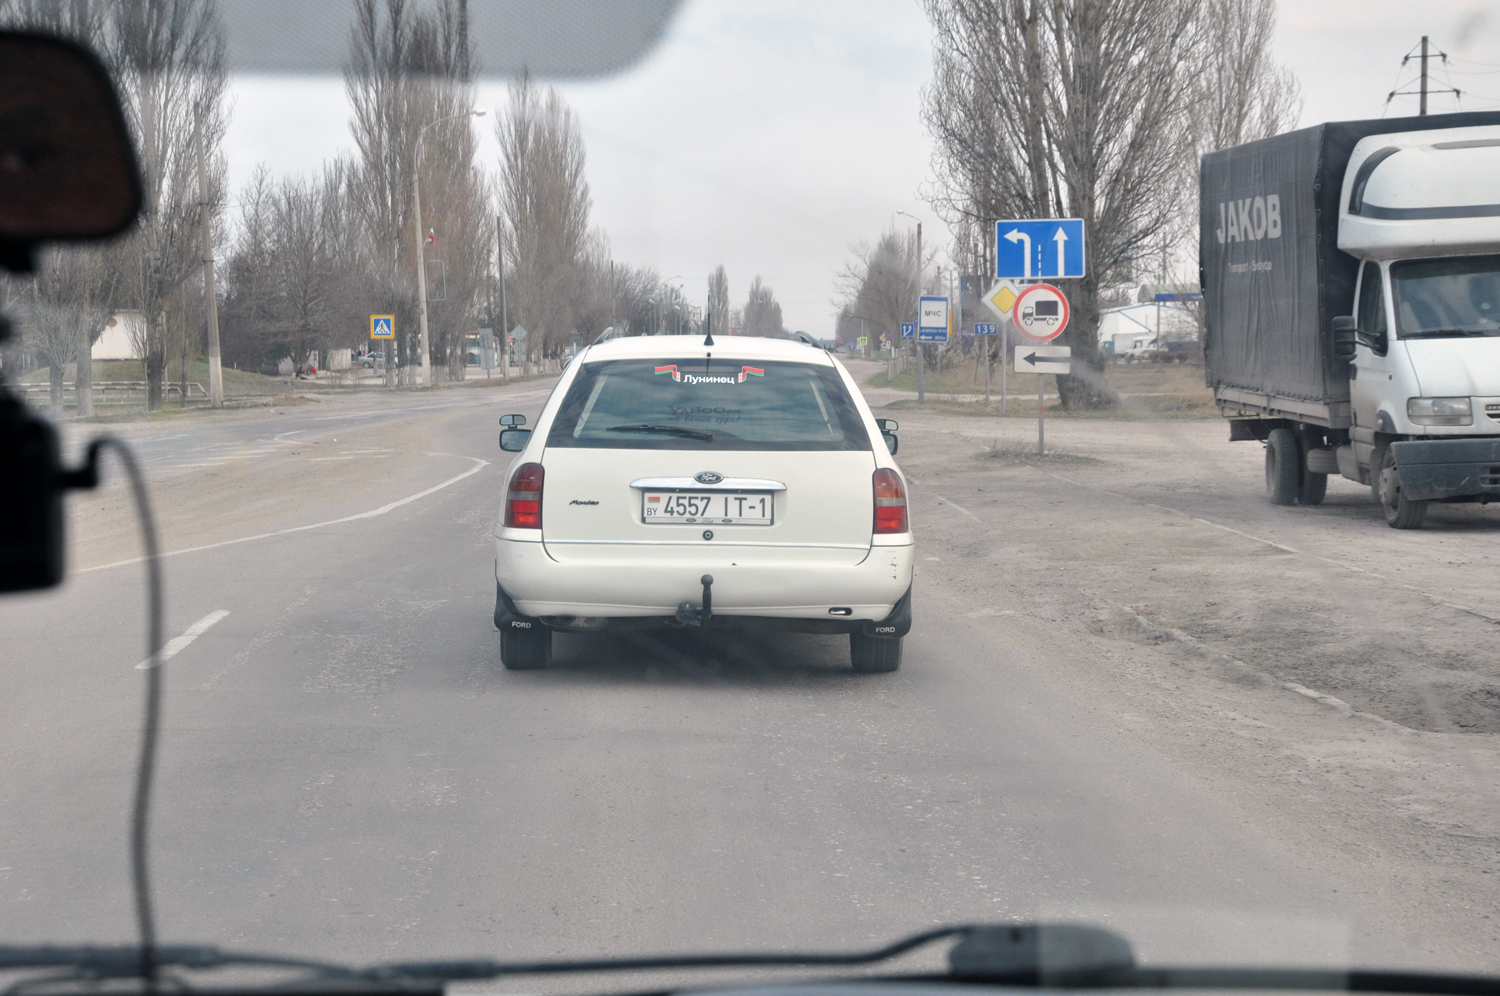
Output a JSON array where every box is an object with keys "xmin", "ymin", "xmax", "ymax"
[{"xmin": 674, "ymin": 574, "xmax": 714, "ymax": 627}]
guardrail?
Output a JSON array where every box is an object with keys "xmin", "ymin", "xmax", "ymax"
[{"xmin": 18, "ymin": 381, "xmax": 209, "ymax": 405}]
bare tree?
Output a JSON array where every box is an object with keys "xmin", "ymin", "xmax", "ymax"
[
  {"xmin": 837, "ymin": 227, "xmax": 926, "ymax": 345},
  {"xmin": 496, "ymin": 73, "xmax": 592, "ymax": 364},
  {"xmin": 1191, "ymin": 0, "xmax": 1300, "ymax": 155},
  {"xmin": 741, "ymin": 276, "xmax": 783, "ymax": 338},
  {"xmin": 924, "ymin": 0, "xmax": 1203, "ymax": 407},
  {"xmin": 706, "ymin": 264, "xmax": 729, "ymax": 336},
  {"xmin": 607, "ymin": 263, "xmax": 661, "ymax": 337},
  {"xmin": 108, "ymin": 0, "xmax": 229, "ymax": 409},
  {"xmin": 10, "ymin": 246, "xmax": 117, "ymax": 415}
]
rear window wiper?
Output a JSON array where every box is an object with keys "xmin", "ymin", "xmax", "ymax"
[{"xmin": 606, "ymin": 424, "xmax": 715, "ymax": 442}]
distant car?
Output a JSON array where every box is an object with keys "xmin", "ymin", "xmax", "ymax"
[
  {"xmin": 358, "ymin": 352, "xmax": 383, "ymax": 369},
  {"xmin": 492, "ymin": 335, "xmax": 913, "ymax": 672}
]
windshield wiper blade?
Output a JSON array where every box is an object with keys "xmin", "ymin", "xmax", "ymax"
[
  {"xmin": 8, "ymin": 928, "xmax": 1500, "ymax": 995},
  {"xmin": 1403, "ymin": 328, "xmax": 1494, "ymax": 338},
  {"xmin": 607, "ymin": 423, "xmax": 715, "ymax": 442},
  {"xmin": 0, "ymin": 944, "xmax": 354, "ymax": 977}
]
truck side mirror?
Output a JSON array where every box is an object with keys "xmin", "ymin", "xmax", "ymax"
[
  {"xmin": 1332, "ymin": 316, "xmax": 1358, "ymax": 359},
  {"xmin": 499, "ymin": 413, "xmax": 526, "ymax": 427}
]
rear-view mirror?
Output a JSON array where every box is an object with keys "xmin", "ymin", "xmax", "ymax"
[
  {"xmin": 876, "ymin": 419, "xmax": 899, "ymax": 433},
  {"xmin": 1332, "ymin": 317, "xmax": 1357, "ymax": 360},
  {"xmin": 882, "ymin": 432, "xmax": 899, "ymax": 455},
  {"xmin": 499, "ymin": 428, "xmax": 532, "ymax": 452},
  {"xmin": 499, "ymin": 414, "xmax": 527, "ymax": 427},
  {"xmin": 0, "ymin": 32, "xmax": 142, "ymax": 269}
]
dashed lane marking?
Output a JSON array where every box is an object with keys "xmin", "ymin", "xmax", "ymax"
[
  {"xmin": 136, "ymin": 609, "xmax": 230, "ymax": 669},
  {"xmin": 83, "ymin": 455, "xmax": 489, "ymax": 575}
]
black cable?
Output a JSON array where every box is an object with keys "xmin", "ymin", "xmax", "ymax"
[{"xmin": 86, "ymin": 438, "xmax": 163, "ymax": 986}]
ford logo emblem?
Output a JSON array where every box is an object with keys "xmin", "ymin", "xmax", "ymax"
[{"xmin": 694, "ymin": 471, "xmax": 724, "ymax": 485}]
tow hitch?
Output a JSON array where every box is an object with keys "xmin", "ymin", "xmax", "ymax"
[{"xmin": 675, "ymin": 574, "xmax": 714, "ymax": 627}]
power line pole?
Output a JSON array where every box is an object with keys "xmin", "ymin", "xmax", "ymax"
[
  {"xmin": 497, "ymin": 213, "xmax": 509, "ymax": 382},
  {"xmin": 194, "ymin": 105, "xmax": 223, "ymax": 409},
  {"xmin": 1420, "ymin": 35, "xmax": 1429, "ymax": 115}
]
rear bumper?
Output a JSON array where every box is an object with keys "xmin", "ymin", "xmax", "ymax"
[
  {"xmin": 1391, "ymin": 438, "xmax": 1500, "ymax": 501},
  {"xmin": 495, "ymin": 536, "xmax": 914, "ymax": 621}
]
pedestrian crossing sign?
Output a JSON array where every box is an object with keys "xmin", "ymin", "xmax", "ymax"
[{"xmin": 370, "ymin": 315, "xmax": 394, "ymax": 339}]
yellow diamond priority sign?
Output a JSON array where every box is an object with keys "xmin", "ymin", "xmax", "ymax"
[{"xmin": 984, "ymin": 280, "xmax": 1018, "ymax": 317}]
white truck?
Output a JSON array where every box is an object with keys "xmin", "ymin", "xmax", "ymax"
[{"xmin": 1201, "ymin": 112, "xmax": 1500, "ymax": 527}]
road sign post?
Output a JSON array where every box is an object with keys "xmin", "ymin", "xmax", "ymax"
[
  {"xmin": 1015, "ymin": 345, "xmax": 1071, "ymax": 456},
  {"xmin": 917, "ymin": 296, "xmax": 948, "ymax": 405},
  {"xmin": 974, "ymin": 322, "xmax": 997, "ymax": 407}
]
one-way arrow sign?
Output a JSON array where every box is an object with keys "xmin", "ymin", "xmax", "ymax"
[{"xmin": 1015, "ymin": 345, "xmax": 1071, "ymax": 374}]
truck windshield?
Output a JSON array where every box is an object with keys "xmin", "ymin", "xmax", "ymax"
[
  {"xmin": 1390, "ymin": 254, "xmax": 1500, "ymax": 338},
  {"xmin": 545, "ymin": 358, "xmax": 872, "ymax": 451}
]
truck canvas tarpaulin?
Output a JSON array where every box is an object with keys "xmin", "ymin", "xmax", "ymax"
[{"xmin": 1200, "ymin": 110, "xmax": 1500, "ymax": 424}]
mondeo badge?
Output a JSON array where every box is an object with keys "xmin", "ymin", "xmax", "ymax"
[{"xmin": 694, "ymin": 471, "xmax": 724, "ymax": 485}]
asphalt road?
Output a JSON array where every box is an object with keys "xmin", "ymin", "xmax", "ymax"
[{"xmin": 0, "ymin": 376, "xmax": 1485, "ymax": 986}]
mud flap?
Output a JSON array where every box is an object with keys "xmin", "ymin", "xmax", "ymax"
[
  {"xmin": 494, "ymin": 581, "xmax": 544, "ymax": 633},
  {"xmin": 857, "ymin": 584, "xmax": 912, "ymax": 639}
]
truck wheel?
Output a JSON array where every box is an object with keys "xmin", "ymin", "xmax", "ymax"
[
  {"xmin": 1298, "ymin": 472, "xmax": 1328, "ymax": 505},
  {"xmin": 500, "ymin": 623, "xmax": 553, "ymax": 670},
  {"xmin": 1264, "ymin": 427, "xmax": 1300, "ymax": 506},
  {"xmin": 1375, "ymin": 447, "xmax": 1427, "ymax": 529},
  {"xmin": 850, "ymin": 632, "xmax": 902, "ymax": 673}
]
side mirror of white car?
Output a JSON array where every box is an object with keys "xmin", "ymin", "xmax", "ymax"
[{"xmin": 499, "ymin": 428, "xmax": 532, "ymax": 452}]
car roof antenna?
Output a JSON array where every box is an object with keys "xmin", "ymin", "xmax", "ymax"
[{"xmin": 703, "ymin": 311, "xmax": 715, "ymax": 347}]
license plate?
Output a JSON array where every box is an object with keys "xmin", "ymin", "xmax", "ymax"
[{"xmin": 642, "ymin": 492, "xmax": 773, "ymax": 525}]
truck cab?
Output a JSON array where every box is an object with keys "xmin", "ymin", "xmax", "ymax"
[{"xmin": 1338, "ymin": 126, "xmax": 1500, "ymax": 526}]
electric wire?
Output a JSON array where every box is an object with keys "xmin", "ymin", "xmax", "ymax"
[{"xmin": 89, "ymin": 437, "xmax": 164, "ymax": 986}]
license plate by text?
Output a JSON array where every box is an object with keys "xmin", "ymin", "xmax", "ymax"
[{"xmin": 642, "ymin": 492, "xmax": 773, "ymax": 525}]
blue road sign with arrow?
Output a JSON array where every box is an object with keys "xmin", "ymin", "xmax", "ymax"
[
  {"xmin": 995, "ymin": 219, "xmax": 1085, "ymax": 280},
  {"xmin": 900, "ymin": 322, "xmax": 915, "ymax": 339}
]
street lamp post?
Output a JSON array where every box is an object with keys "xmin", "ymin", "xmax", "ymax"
[
  {"xmin": 414, "ymin": 107, "xmax": 486, "ymax": 387},
  {"xmin": 896, "ymin": 209, "xmax": 924, "ymax": 403},
  {"xmin": 664, "ymin": 276, "xmax": 684, "ymax": 335}
]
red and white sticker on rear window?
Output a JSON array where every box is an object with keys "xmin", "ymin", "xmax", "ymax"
[{"xmin": 654, "ymin": 364, "xmax": 764, "ymax": 385}]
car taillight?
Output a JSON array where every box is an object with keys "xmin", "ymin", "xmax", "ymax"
[
  {"xmin": 872, "ymin": 467, "xmax": 907, "ymax": 534},
  {"xmin": 505, "ymin": 462, "xmax": 544, "ymax": 529}
]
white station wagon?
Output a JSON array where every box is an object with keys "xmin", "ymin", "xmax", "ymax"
[{"xmin": 492, "ymin": 333, "xmax": 914, "ymax": 672}]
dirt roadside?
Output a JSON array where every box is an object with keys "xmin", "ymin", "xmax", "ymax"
[{"xmin": 848, "ymin": 360, "xmax": 1500, "ymax": 968}]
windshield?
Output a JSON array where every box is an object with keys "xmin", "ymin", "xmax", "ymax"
[
  {"xmin": 1391, "ymin": 255, "xmax": 1500, "ymax": 338},
  {"xmin": 6, "ymin": 0, "xmax": 1500, "ymax": 989},
  {"xmin": 546, "ymin": 358, "xmax": 869, "ymax": 450}
]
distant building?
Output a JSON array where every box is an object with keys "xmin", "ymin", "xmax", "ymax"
[{"xmin": 92, "ymin": 311, "xmax": 144, "ymax": 360}]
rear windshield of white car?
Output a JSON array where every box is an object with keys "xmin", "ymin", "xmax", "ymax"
[{"xmin": 545, "ymin": 358, "xmax": 871, "ymax": 451}]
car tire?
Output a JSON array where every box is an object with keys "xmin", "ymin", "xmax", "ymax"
[
  {"xmin": 1374, "ymin": 446, "xmax": 1427, "ymax": 529},
  {"xmin": 1264, "ymin": 427, "xmax": 1299, "ymax": 506},
  {"xmin": 850, "ymin": 632, "xmax": 901, "ymax": 673},
  {"xmin": 500, "ymin": 624, "xmax": 552, "ymax": 670}
]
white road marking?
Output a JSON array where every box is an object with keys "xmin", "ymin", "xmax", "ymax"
[
  {"xmin": 84, "ymin": 455, "xmax": 489, "ymax": 574},
  {"xmin": 136, "ymin": 609, "xmax": 230, "ymax": 669},
  {"xmin": 935, "ymin": 495, "xmax": 979, "ymax": 520}
]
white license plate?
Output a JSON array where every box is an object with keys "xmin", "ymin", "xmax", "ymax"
[{"xmin": 642, "ymin": 492, "xmax": 773, "ymax": 525}]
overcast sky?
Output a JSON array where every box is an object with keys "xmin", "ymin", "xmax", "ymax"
[{"xmin": 225, "ymin": 0, "xmax": 1500, "ymax": 339}]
